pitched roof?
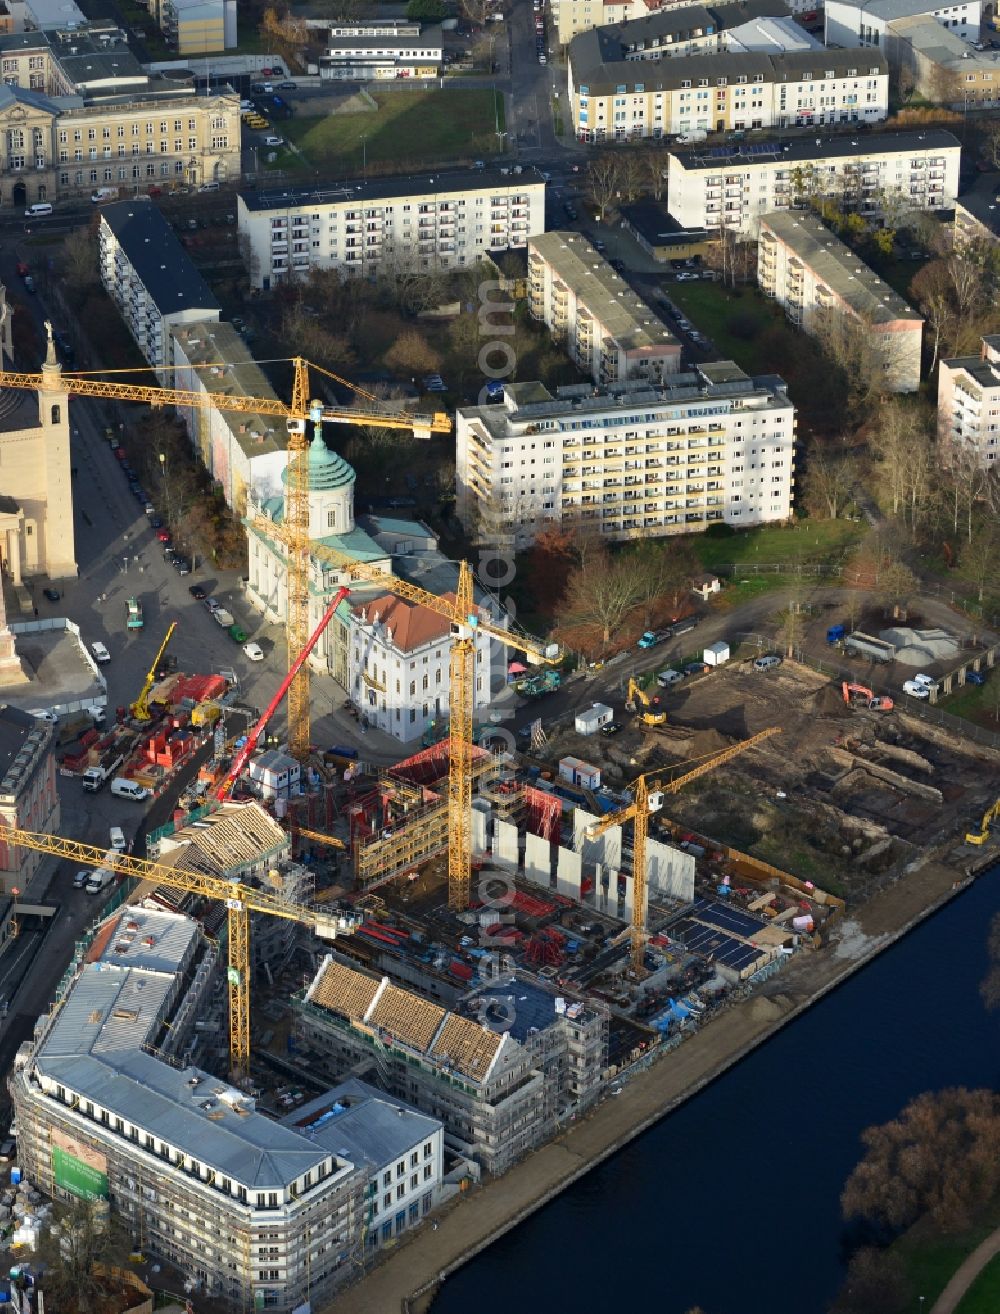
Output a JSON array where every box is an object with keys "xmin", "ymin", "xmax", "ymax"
[{"xmin": 353, "ymin": 592, "xmax": 456, "ymax": 653}]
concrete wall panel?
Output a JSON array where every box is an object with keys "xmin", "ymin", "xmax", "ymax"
[
  {"xmin": 495, "ymin": 819, "xmax": 520, "ymax": 866},
  {"xmin": 556, "ymin": 846, "xmax": 582, "ymax": 900}
]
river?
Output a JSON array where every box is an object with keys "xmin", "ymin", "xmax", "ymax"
[{"xmin": 431, "ymin": 867, "xmax": 1000, "ymax": 1314}]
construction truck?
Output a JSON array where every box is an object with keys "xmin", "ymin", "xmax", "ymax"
[
  {"xmin": 515, "ymin": 670, "xmax": 561, "ymax": 698},
  {"xmin": 125, "ymin": 597, "xmax": 143, "ymax": 630},
  {"xmin": 82, "ymin": 752, "xmax": 126, "ymax": 792},
  {"xmin": 625, "ymin": 677, "xmax": 667, "ymax": 726},
  {"xmin": 843, "ymin": 632, "xmax": 895, "ymax": 664},
  {"xmin": 842, "ymin": 682, "xmax": 893, "ymax": 712}
]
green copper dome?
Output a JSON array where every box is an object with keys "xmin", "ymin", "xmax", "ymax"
[{"xmin": 282, "ymin": 431, "xmax": 356, "ymax": 491}]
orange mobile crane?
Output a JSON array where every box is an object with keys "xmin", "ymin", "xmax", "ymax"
[
  {"xmin": 0, "ymin": 330, "xmax": 450, "ymax": 762},
  {"xmin": 1, "ymin": 824, "xmax": 359, "ymax": 1082},
  {"xmin": 586, "ymin": 728, "xmax": 781, "ymax": 973}
]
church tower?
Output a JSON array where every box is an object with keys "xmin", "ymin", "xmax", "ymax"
[{"xmin": 38, "ymin": 322, "xmax": 77, "ymax": 580}]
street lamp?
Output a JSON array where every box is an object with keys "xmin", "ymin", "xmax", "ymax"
[
  {"xmin": 361, "ymin": 135, "xmax": 367, "ymax": 176},
  {"xmin": 159, "ymin": 451, "xmax": 173, "ymax": 530}
]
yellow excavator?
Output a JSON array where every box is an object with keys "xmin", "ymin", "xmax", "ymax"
[
  {"xmin": 966, "ymin": 798, "xmax": 1000, "ymax": 845},
  {"xmin": 625, "ymin": 676, "xmax": 667, "ymax": 726},
  {"xmin": 131, "ymin": 622, "xmax": 178, "ymax": 721}
]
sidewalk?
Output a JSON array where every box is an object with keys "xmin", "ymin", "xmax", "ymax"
[{"xmin": 930, "ymin": 1226, "xmax": 1000, "ymax": 1314}]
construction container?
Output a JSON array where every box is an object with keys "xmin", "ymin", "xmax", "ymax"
[
  {"xmin": 575, "ymin": 703, "xmax": 613, "ymax": 736},
  {"xmin": 191, "ymin": 701, "xmax": 221, "ymax": 728},
  {"xmin": 558, "ymin": 756, "xmax": 601, "ymax": 790},
  {"xmin": 703, "ymin": 641, "xmax": 730, "ymax": 667}
]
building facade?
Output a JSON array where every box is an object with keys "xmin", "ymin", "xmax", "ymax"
[
  {"xmin": 8, "ymin": 905, "xmax": 387, "ymax": 1313},
  {"xmin": 0, "ymin": 705, "xmax": 58, "ymax": 894},
  {"xmin": 758, "ymin": 211, "xmax": 923, "ymax": 392},
  {"xmin": 157, "ymin": 0, "xmax": 237, "ymax": 54},
  {"xmin": 551, "ymin": 0, "xmax": 791, "ymax": 52},
  {"xmin": 0, "ymin": 311, "xmax": 77, "ymax": 582},
  {"xmin": 319, "ymin": 23, "xmax": 442, "ymax": 79},
  {"xmin": 664, "ymin": 129, "xmax": 961, "ymax": 233},
  {"xmin": 937, "ymin": 335, "xmax": 1000, "ymax": 467},
  {"xmin": 886, "ymin": 14, "xmax": 999, "ymax": 107},
  {"xmin": 568, "ymin": 34, "xmax": 888, "ymax": 140},
  {"xmin": 99, "ymin": 199, "xmax": 220, "ymax": 373},
  {"xmin": 236, "ymin": 168, "xmax": 546, "ymax": 288},
  {"xmin": 824, "ymin": 0, "xmax": 979, "ymax": 48},
  {"xmin": 528, "ymin": 232, "xmax": 681, "ymax": 384},
  {"xmin": 296, "ymin": 957, "xmax": 606, "ymax": 1176},
  {"xmin": 348, "ymin": 592, "xmax": 494, "ymax": 745},
  {"xmin": 456, "ymin": 365, "xmax": 796, "ymax": 547},
  {"xmin": 170, "ymin": 320, "xmax": 288, "ymax": 515}
]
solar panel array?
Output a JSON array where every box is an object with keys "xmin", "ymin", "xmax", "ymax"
[
  {"xmin": 693, "ymin": 897, "xmax": 769, "ymax": 939},
  {"xmin": 674, "ymin": 917, "xmax": 765, "ymax": 972}
]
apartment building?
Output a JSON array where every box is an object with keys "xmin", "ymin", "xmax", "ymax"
[
  {"xmin": 237, "ymin": 168, "xmax": 546, "ymax": 288},
  {"xmin": 664, "ymin": 129, "xmax": 961, "ymax": 233},
  {"xmin": 824, "ymin": 0, "xmax": 979, "ymax": 48},
  {"xmin": 280, "ymin": 1079, "xmax": 444, "ymax": 1256},
  {"xmin": 758, "ymin": 211, "xmax": 923, "ymax": 392},
  {"xmin": 348, "ymin": 591, "xmax": 494, "ymax": 745},
  {"xmin": 296, "ymin": 957, "xmax": 607, "ymax": 1176},
  {"xmin": 99, "ymin": 199, "xmax": 220, "ymax": 373},
  {"xmin": 456, "ymin": 364, "xmax": 796, "ymax": 548},
  {"xmin": 170, "ymin": 321, "xmax": 288, "ymax": 514},
  {"xmin": 0, "ymin": 26, "xmax": 240, "ymax": 208},
  {"xmin": 8, "ymin": 904, "xmax": 415, "ymax": 1313},
  {"xmin": 528, "ymin": 232, "xmax": 681, "ymax": 384},
  {"xmin": 568, "ymin": 37, "xmax": 888, "ymax": 139},
  {"xmin": 0, "ymin": 706, "xmax": 58, "ymax": 895},
  {"xmin": 954, "ymin": 170, "xmax": 1000, "ymax": 249},
  {"xmin": 937, "ymin": 335, "xmax": 1000, "ymax": 467},
  {"xmin": 158, "ymin": 0, "xmax": 238, "ymax": 55},
  {"xmin": 319, "ymin": 23, "xmax": 442, "ymax": 79},
  {"xmin": 551, "ymin": 0, "xmax": 787, "ymax": 49}
]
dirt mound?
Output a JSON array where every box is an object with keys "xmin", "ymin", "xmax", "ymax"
[
  {"xmin": 686, "ymin": 728, "xmax": 731, "ymax": 759},
  {"xmin": 813, "ymin": 684, "xmax": 850, "ymax": 717}
]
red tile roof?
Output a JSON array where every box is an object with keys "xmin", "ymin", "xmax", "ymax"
[{"xmin": 353, "ymin": 592, "xmax": 456, "ymax": 653}]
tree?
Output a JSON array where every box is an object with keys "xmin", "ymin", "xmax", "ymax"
[
  {"xmin": 60, "ymin": 223, "xmax": 100, "ymax": 294},
  {"xmin": 258, "ymin": 6, "xmax": 308, "ymax": 69},
  {"xmin": 31, "ymin": 1197, "xmax": 130, "ymax": 1314},
  {"xmin": 281, "ymin": 304, "xmax": 357, "ymax": 372},
  {"xmin": 960, "ymin": 520, "xmax": 1000, "ymax": 602},
  {"xmin": 384, "ymin": 329, "xmax": 442, "ymax": 378},
  {"xmin": 841, "ymin": 1088, "xmax": 1000, "ymax": 1236},
  {"xmin": 876, "ymin": 559, "xmax": 918, "ymax": 616},
  {"xmin": 926, "ymin": 62, "xmax": 963, "ymax": 107},
  {"xmin": 832, "ymin": 1247, "xmax": 911, "ymax": 1314},
  {"xmin": 639, "ymin": 146, "xmax": 667, "ymax": 201},
  {"xmin": 800, "ymin": 447, "xmax": 853, "ymax": 520},
  {"xmin": 943, "ymin": 444, "xmax": 989, "ymax": 544},
  {"xmin": 407, "ymin": 0, "xmax": 446, "ymax": 17},
  {"xmin": 629, "ymin": 537, "xmax": 697, "ymax": 627},
  {"xmin": 586, "ymin": 155, "xmax": 621, "ymax": 221},
  {"xmin": 553, "ymin": 544, "xmax": 648, "ymax": 655},
  {"xmin": 911, "ymin": 260, "xmax": 957, "ymax": 373},
  {"xmin": 983, "ymin": 120, "xmax": 1000, "ymax": 171},
  {"xmin": 527, "ymin": 524, "xmax": 577, "ymax": 616}
]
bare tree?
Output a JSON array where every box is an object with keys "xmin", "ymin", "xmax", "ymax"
[
  {"xmin": 616, "ymin": 151, "xmax": 644, "ymax": 204},
  {"xmin": 586, "ymin": 155, "xmax": 621, "ymax": 222},
  {"xmin": 639, "ymin": 146, "xmax": 667, "ymax": 201},
  {"xmin": 801, "ymin": 448, "xmax": 854, "ymax": 520},
  {"xmin": 911, "ymin": 260, "xmax": 956, "ymax": 373},
  {"xmin": 31, "ymin": 1197, "xmax": 130, "ymax": 1314},
  {"xmin": 554, "ymin": 545, "xmax": 649, "ymax": 653},
  {"xmin": 60, "ymin": 223, "xmax": 100, "ymax": 293},
  {"xmin": 459, "ymin": 0, "xmax": 492, "ymax": 26},
  {"xmin": 259, "ymin": 6, "xmax": 309, "ymax": 70},
  {"xmin": 960, "ymin": 519, "xmax": 1000, "ymax": 601},
  {"xmin": 944, "ymin": 443, "xmax": 989, "ymax": 544},
  {"xmin": 984, "ymin": 121, "xmax": 1000, "ymax": 171}
]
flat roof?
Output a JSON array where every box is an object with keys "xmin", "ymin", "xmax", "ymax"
[
  {"xmin": 956, "ymin": 169, "xmax": 1000, "ymax": 237},
  {"xmin": 100, "ymin": 199, "xmax": 220, "ymax": 318},
  {"xmin": 529, "ymin": 232, "xmax": 679, "ymax": 355},
  {"xmin": 283, "ymin": 1078, "xmax": 439, "ymax": 1171},
  {"xmin": 941, "ymin": 353, "xmax": 1000, "ymax": 391},
  {"xmin": 671, "ymin": 127, "xmax": 960, "ymax": 171},
  {"xmin": 830, "ymin": 0, "xmax": 962, "ymax": 15},
  {"xmin": 622, "ymin": 199, "xmax": 709, "ymax": 247},
  {"xmin": 325, "ymin": 25, "xmax": 442, "ymax": 49},
  {"xmin": 25, "ymin": 0, "xmax": 87, "ymax": 26},
  {"xmin": 240, "ymin": 165, "xmax": 545, "ymax": 213},
  {"xmin": 170, "ymin": 321, "xmax": 286, "ymax": 460},
  {"xmin": 760, "ymin": 211, "xmax": 922, "ymax": 324},
  {"xmin": 0, "ymin": 705, "xmax": 49, "ymax": 792}
]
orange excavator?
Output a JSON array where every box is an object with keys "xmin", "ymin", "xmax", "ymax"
[{"xmin": 842, "ymin": 681, "xmax": 893, "ymax": 713}]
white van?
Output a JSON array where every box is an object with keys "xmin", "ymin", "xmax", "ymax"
[
  {"xmin": 110, "ymin": 777, "xmax": 149, "ymax": 801},
  {"xmin": 25, "ymin": 202, "xmax": 53, "ymax": 217}
]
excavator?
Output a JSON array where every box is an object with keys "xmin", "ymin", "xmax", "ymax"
[
  {"xmin": 966, "ymin": 799, "xmax": 1000, "ymax": 845},
  {"xmin": 625, "ymin": 677, "xmax": 667, "ymax": 726},
  {"xmin": 842, "ymin": 681, "xmax": 893, "ymax": 713}
]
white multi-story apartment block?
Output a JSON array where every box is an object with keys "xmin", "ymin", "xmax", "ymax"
[
  {"xmin": 824, "ymin": 0, "xmax": 979, "ymax": 48},
  {"xmin": 937, "ymin": 335, "xmax": 1000, "ymax": 467},
  {"xmin": 98, "ymin": 199, "xmax": 220, "ymax": 373},
  {"xmin": 456, "ymin": 364, "xmax": 796, "ymax": 547},
  {"xmin": 10, "ymin": 903, "xmax": 417, "ymax": 1314},
  {"xmin": 348, "ymin": 589, "xmax": 494, "ymax": 744},
  {"xmin": 758, "ymin": 211, "xmax": 923, "ymax": 392},
  {"xmin": 319, "ymin": 23, "xmax": 442, "ymax": 79},
  {"xmin": 0, "ymin": 706, "xmax": 58, "ymax": 895},
  {"xmin": 551, "ymin": 0, "xmax": 789, "ymax": 50},
  {"xmin": 170, "ymin": 320, "xmax": 288, "ymax": 514},
  {"xmin": 237, "ymin": 167, "xmax": 546, "ymax": 289},
  {"xmin": 568, "ymin": 39, "xmax": 888, "ymax": 139},
  {"xmin": 665, "ymin": 129, "xmax": 961, "ymax": 233},
  {"xmin": 528, "ymin": 232, "xmax": 681, "ymax": 384}
]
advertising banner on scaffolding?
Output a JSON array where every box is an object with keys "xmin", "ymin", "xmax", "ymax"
[{"xmin": 51, "ymin": 1127, "xmax": 109, "ymax": 1200}]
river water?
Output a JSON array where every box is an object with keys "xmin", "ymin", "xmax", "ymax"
[{"xmin": 431, "ymin": 868, "xmax": 1000, "ymax": 1314}]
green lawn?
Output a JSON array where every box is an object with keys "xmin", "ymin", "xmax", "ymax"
[
  {"xmin": 693, "ymin": 520, "xmax": 865, "ymax": 571},
  {"xmin": 938, "ymin": 674, "xmax": 1000, "ymax": 734},
  {"xmin": 670, "ymin": 282, "xmax": 780, "ymax": 376},
  {"xmin": 281, "ymin": 90, "xmax": 507, "ymax": 175},
  {"xmin": 957, "ymin": 1253, "xmax": 1000, "ymax": 1314}
]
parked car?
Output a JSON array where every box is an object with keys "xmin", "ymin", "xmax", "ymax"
[
  {"xmin": 189, "ymin": 584, "xmax": 207, "ymax": 600},
  {"xmin": 670, "ymin": 618, "xmax": 698, "ymax": 637},
  {"xmin": 657, "ymin": 669, "xmax": 685, "ymax": 688},
  {"xmin": 263, "ymin": 136, "xmax": 284, "ymax": 147},
  {"xmin": 965, "ymin": 670, "xmax": 988, "ymax": 686},
  {"xmin": 753, "ymin": 654, "xmax": 782, "ymax": 672},
  {"xmin": 903, "ymin": 679, "xmax": 931, "ymax": 699},
  {"xmin": 278, "ymin": 81, "xmax": 297, "ymax": 89},
  {"xmin": 172, "ymin": 556, "xmax": 191, "ymax": 575},
  {"xmin": 114, "ymin": 447, "xmax": 127, "ymax": 460},
  {"xmin": 600, "ymin": 722, "xmax": 621, "ymax": 736},
  {"xmin": 243, "ymin": 642, "xmax": 265, "ymax": 661},
  {"xmin": 42, "ymin": 587, "xmax": 61, "ymax": 601},
  {"xmin": 109, "ymin": 826, "xmax": 127, "ymax": 853},
  {"xmin": 23, "ymin": 275, "xmax": 35, "ymax": 293},
  {"xmin": 73, "ymin": 870, "xmax": 90, "ymax": 889},
  {"xmin": 912, "ymin": 672, "xmax": 938, "ymax": 691},
  {"xmin": 91, "ymin": 641, "xmax": 111, "ymax": 664},
  {"xmin": 205, "ymin": 598, "xmax": 222, "ymax": 613},
  {"xmin": 156, "ymin": 530, "xmax": 172, "ymax": 544},
  {"xmin": 637, "ymin": 631, "xmax": 661, "ymax": 649},
  {"xmin": 684, "ymin": 661, "xmax": 711, "ymax": 676}
]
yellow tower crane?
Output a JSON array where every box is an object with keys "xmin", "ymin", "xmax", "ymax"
[
  {"xmin": 1, "ymin": 824, "xmax": 360, "ymax": 1083},
  {"xmin": 585, "ymin": 727, "xmax": 782, "ymax": 974},
  {"xmin": 0, "ymin": 336, "xmax": 449, "ymax": 761},
  {"xmin": 131, "ymin": 622, "xmax": 178, "ymax": 721},
  {"xmin": 251, "ymin": 517, "xmax": 560, "ymax": 911}
]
